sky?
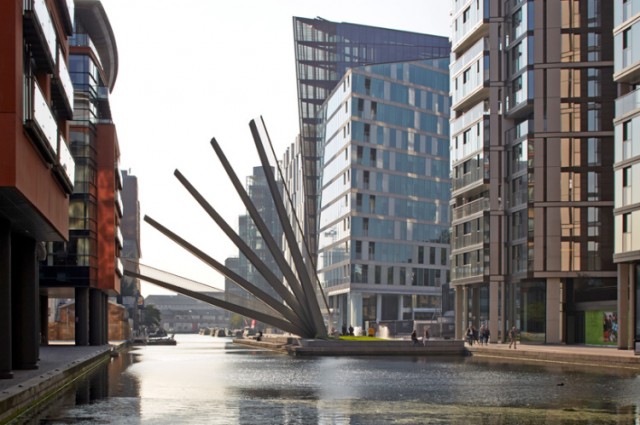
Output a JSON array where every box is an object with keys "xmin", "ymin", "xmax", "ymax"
[{"xmin": 100, "ymin": 0, "xmax": 452, "ymax": 296}]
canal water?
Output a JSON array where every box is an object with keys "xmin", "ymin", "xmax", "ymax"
[{"xmin": 15, "ymin": 334, "xmax": 640, "ymax": 424}]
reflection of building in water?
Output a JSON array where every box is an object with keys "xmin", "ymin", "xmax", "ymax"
[{"xmin": 145, "ymin": 294, "xmax": 230, "ymax": 333}]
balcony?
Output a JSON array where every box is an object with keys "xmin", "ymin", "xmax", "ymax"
[
  {"xmin": 54, "ymin": 132, "xmax": 75, "ymax": 193},
  {"xmin": 115, "ymin": 190, "xmax": 123, "ymax": 218},
  {"xmin": 451, "ymin": 0, "xmax": 490, "ymax": 55},
  {"xmin": 451, "ymin": 265, "xmax": 484, "ymax": 280},
  {"xmin": 451, "ymin": 100, "xmax": 489, "ymax": 137},
  {"xmin": 615, "ymin": 87, "xmax": 640, "ymax": 119},
  {"xmin": 116, "ymin": 225, "xmax": 123, "ymax": 250},
  {"xmin": 116, "ymin": 257, "xmax": 124, "ymax": 278},
  {"xmin": 450, "ymin": 37, "xmax": 488, "ymax": 78},
  {"xmin": 23, "ymin": 0, "xmax": 57, "ymax": 72},
  {"xmin": 24, "ymin": 76, "xmax": 58, "ymax": 163},
  {"xmin": 452, "ymin": 198, "xmax": 489, "ymax": 222},
  {"xmin": 51, "ymin": 49, "xmax": 74, "ymax": 119},
  {"xmin": 452, "ymin": 231, "xmax": 484, "ymax": 250},
  {"xmin": 452, "ymin": 168, "xmax": 485, "ymax": 193},
  {"xmin": 55, "ymin": 0, "xmax": 75, "ymax": 35},
  {"xmin": 615, "ymin": 0, "xmax": 640, "ymax": 28}
]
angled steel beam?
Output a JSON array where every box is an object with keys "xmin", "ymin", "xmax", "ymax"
[
  {"xmin": 171, "ymin": 171, "xmax": 315, "ymax": 334},
  {"xmin": 207, "ymin": 139, "xmax": 315, "ymax": 329},
  {"xmin": 249, "ymin": 118, "xmax": 327, "ymax": 337},
  {"xmin": 124, "ymin": 269, "xmax": 304, "ymax": 336},
  {"xmin": 143, "ymin": 215, "xmax": 311, "ymax": 336}
]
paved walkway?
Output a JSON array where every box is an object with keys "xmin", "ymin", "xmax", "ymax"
[
  {"xmin": 0, "ymin": 342, "xmax": 126, "ymax": 423},
  {"xmin": 467, "ymin": 341, "xmax": 640, "ymax": 370}
]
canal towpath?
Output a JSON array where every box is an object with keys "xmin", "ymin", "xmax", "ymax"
[{"xmin": 0, "ymin": 341, "xmax": 127, "ymax": 424}]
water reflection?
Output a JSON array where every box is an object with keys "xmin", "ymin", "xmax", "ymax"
[{"xmin": 17, "ymin": 335, "xmax": 640, "ymax": 424}]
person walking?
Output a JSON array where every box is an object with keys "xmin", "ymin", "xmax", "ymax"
[
  {"xmin": 411, "ymin": 330, "xmax": 419, "ymax": 345},
  {"xmin": 508, "ymin": 326, "xmax": 518, "ymax": 349},
  {"xmin": 423, "ymin": 328, "xmax": 430, "ymax": 346}
]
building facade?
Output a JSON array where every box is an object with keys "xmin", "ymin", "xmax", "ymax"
[
  {"xmin": 614, "ymin": 0, "xmax": 640, "ymax": 350},
  {"xmin": 292, "ymin": 17, "xmax": 450, "ymax": 267},
  {"xmin": 450, "ymin": 0, "xmax": 617, "ymax": 345},
  {"xmin": 120, "ymin": 170, "xmax": 142, "ymax": 332},
  {"xmin": 316, "ymin": 59, "xmax": 451, "ymax": 333},
  {"xmin": 226, "ymin": 167, "xmax": 283, "ymax": 303},
  {"xmin": 0, "ymin": 0, "xmax": 76, "ymax": 378},
  {"xmin": 40, "ymin": 0, "xmax": 123, "ymax": 347}
]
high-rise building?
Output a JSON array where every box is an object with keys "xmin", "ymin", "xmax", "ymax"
[
  {"xmin": 613, "ymin": 0, "xmax": 640, "ymax": 350},
  {"xmin": 292, "ymin": 17, "xmax": 450, "ymax": 266},
  {"xmin": 227, "ymin": 167, "xmax": 283, "ymax": 303},
  {"xmin": 120, "ymin": 170, "xmax": 141, "ymax": 331},
  {"xmin": 450, "ymin": 0, "xmax": 616, "ymax": 345},
  {"xmin": 316, "ymin": 58, "xmax": 451, "ymax": 333},
  {"xmin": 40, "ymin": 0, "xmax": 123, "ymax": 346},
  {"xmin": 0, "ymin": 0, "xmax": 76, "ymax": 378}
]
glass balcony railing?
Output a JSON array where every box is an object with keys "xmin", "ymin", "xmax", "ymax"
[
  {"xmin": 116, "ymin": 257, "xmax": 124, "ymax": 278},
  {"xmin": 452, "ymin": 232, "xmax": 484, "ymax": 249},
  {"xmin": 57, "ymin": 133, "xmax": 75, "ymax": 189},
  {"xmin": 450, "ymin": 37, "xmax": 488, "ymax": 77},
  {"xmin": 23, "ymin": 0, "xmax": 57, "ymax": 71},
  {"xmin": 453, "ymin": 168, "xmax": 484, "ymax": 191},
  {"xmin": 451, "ymin": 265, "xmax": 484, "ymax": 280},
  {"xmin": 24, "ymin": 76, "xmax": 58, "ymax": 160},
  {"xmin": 450, "ymin": 99, "xmax": 489, "ymax": 137},
  {"xmin": 51, "ymin": 49, "xmax": 74, "ymax": 117},
  {"xmin": 616, "ymin": 87, "xmax": 640, "ymax": 117},
  {"xmin": 452, "ymin": 197, "xmax": 489, "ymax": 221}
]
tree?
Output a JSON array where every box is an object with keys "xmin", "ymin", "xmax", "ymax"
[
  {"xmin": 229, "ymin": 313, "xmax": 245, "ymax": 329},
  {"xmin": 142, "ymin": 304, "xmax": 161, "ymax": 328}
]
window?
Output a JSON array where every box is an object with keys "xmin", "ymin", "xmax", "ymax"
[
  {"xmin": 368, "ymin": 242, "xmax": 375, "ymax": 259},
  {"xmin": 356, "ymin": 193, "xmax": 363, "ymax": 209},
  {"xmin": 623, "ymin": 213, "xmax": 631, "ymax": 233},
  {"xmin": 463, "ymin": 129, "xmax": 471, "ymax": 145},
  {"xmin": 387, "ymin": 266, "xmax": 394, "ymax": 285},
  {"xmin": 363, "ymin": 170, "xmax": 370, "ymax": 189},
  {"xmin": 418, "ymin": 246, "xmax": 424, "ymax": 264},
  {"xmin": 463, "ymin": 6, "xmax": 470, "ymax": 23},
  {"xmin": 370, "ymin": 148, "xmax": 377, "ymax": 165},
  {"xmin": 375, "ymin": 265, "xmax": 381, "ymax": 284},
  {"xmin": 355, "ymin": 241, "xmax": 362, "ymax": 259},
  {"xmin": 623, "ymin": 121, "xmax": 631, "ymax": 141},
  {"xmin": 369, "ymin": 195, "xmax": 376, "ymax": 213},
  {"xmin": 623, "ymin": 29, "xmax": 630, "ymax": 49},
  {"xmin": 357, "ymin": 98, "xmax": 364, "ymax": 112},
  {"xmin": 363, "ymin": 218, "xmax": 369, "ymax": 236},
  {"xmin": 623, "ymin": 167, "xmax": 631, "ymax": 187},
  {"xmin": 357, "ymin": 145, "xmax": 363, "ymax": 161}
]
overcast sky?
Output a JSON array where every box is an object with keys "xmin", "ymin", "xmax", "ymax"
[{"xmin": 100, "ymin": 0, "xmax": 452, "ymax": 296}]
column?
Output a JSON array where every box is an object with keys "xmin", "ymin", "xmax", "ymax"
[
  {"xmin": 0, "ymin": 220, "xmax": 12, "ymax": 378},
  {"xmin": 11, "ymin": 234, "xmax": 39, "ymax": 370},
  {"xmin": 75, "ymin": 287, "xmax": 90, "ymax": 346},
  {"xmin": 90, "ymin": 289, "xmax": 103, "ymax": 345},
  {"xmin": 618, "ymin": 263, "xmax": 630, "ymax": 349},
  {"xmin": 489, "ymin": 281, "xmax": 499, "ymax": 343},
  {"xmin": 546, "ymin": 278, "xmax": 562, "ymax": 344},
  {"xmin": 348, "ymin": 291, "xmax": 362, "ymax": 333},
  {"xmin": 454, "ymin": 286, "xmax": 463, "ymax": 340},
  {"xmin": 40, "ymin": 294, "xmax": 49, "ymax": 345},
  {"xmin": 462, "ymin": 286, "xmax": 469, "ymax": 333}
]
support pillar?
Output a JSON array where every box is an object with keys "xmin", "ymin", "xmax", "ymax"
[
  {"xmin": 489, "ymin": 281, "xmax": 499, "ymax": 344},
  {"xmin": 454, "ymin": 287, "xmax": 463, "ymax": 340},
  {"xmin": 348, "ymin": 292, "xmax": 362, "ymax": 333},
  {"xmin": 40, "ymin": 294, "xmax": 48, "ymax": 345},
  {"xmin": 618, "ymin": 263, "xmax": 631, "ymax": 350},
  {"xmin": 462, "ymin": 286, "xmax": 469, "ymax": 333},
  {"xmin": 90, "ymin": 289, "xmax": 103, "ymax": 345},
  {"xmin": 0, "ymin": 220, "xmax": 13, "ymax": 379},
  {"xmin": 75, "ymin": 288, "xmax": 90, "ymax": 346},
  {"xmin": 11, "ymin": 234, "xmax": 39, "ymax": 370},
  {"xmin": 546, "ymin": 278, "xmax": 562, "ymax": 344}
]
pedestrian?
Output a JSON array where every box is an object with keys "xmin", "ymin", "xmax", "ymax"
[
  {"xmin": 423, "ymin": 328, "xmax": 430, "ymax": 346},
  {"xmin": 348, "ymin": 325, "xmax": 354, "ymax": 336},
  {"xmin": 466, "ymin": 326, "xmax": 474, "ymax": 345},
  {"xmin": 342, "ymin": 325, "xmax": 347, "ymax": 336},
  {"xmin": 411, "ymin": 330, "xmax": 419, "ymax": 345},
  {"xmin": 482, "ymin": 326, "xmax": 490, "ymax": 345},
  {"xmin": 508, "ymin": 326, "xmax": 518, "ymax": 349}
]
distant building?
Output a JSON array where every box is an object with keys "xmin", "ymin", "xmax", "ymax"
[
  {"xmin": 145, "ymin": 294, "xmax": 230, "ymax": 333},
  {"xmin": 120, "ymin": 170, "xmax": 142, "ymax": 331},
  {"xmin": 316, "ymin": 58, "xmax": 451, "ymax": 332},
  {"xmin": 226, "ymin": 167, "xmax": 283, "ymax": 303},
  {"xmin": 613, "ymin": 0, "xmax": 640, "ymax": 349}
]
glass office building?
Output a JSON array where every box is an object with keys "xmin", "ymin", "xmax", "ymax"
[
  {"xmin": 293, "ymin": 17, "xmax": 450, "ymax": 266},
  {"xmin": 613, "ymin": 0, "xmax": 640, "ymax": 350},
  {"xmin": 316, "ymin": 58, "xmax": 451, "ymax": 332}
]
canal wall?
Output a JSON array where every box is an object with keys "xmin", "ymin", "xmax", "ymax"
[
  {"xmin": 0, "ymin": 344, "xmax": 127, "ymax": 424},
  {"xmin": 233, "ymin": 337, "xmax": 467, "ymax": 356}
]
